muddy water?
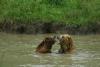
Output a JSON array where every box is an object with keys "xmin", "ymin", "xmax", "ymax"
[{"xmin": 0, "ymin": 33, "xmax": 100, "ymax": 67}]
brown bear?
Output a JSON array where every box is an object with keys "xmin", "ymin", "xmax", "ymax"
[
  {"xmin": 36, "ymin": 36, "xmax": 56, "ymax": 53},
  {"xmin": 57, "ymin": 34, "xmax": 74, "ymax": 54}
]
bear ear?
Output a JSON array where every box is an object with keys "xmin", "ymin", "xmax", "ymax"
[{"xmin": 44, "ymin": 37, "xmax": 49, "ymax": 41}]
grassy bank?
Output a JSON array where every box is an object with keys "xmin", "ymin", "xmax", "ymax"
[
  {"xmin": 0, "ymin": 0, "xmax": 100, "ymax": 25},
  {"xmin": 0, "ymin": 0, "xmax": 100, "ymax": 34}
]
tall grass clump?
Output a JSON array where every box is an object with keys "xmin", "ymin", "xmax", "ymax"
[{"xmin": 0, "ymin": 0, "xmax": 100, "ymax": 25}]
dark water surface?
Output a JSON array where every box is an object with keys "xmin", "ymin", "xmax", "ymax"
[{"xmin": 0, "ymin": 33, "xmax": 100, "ymax": 67}]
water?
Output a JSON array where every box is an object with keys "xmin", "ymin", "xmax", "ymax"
[{"xmin": 0, "ymin": 32, "xmax": 100, "ymax": 67}]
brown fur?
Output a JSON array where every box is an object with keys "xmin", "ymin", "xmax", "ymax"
[
  {"xmin": 58, "ymin": 34, "xmax": 74, "ymax": 53},
  {"xmin": 36, "ymin": 37, "xmax": 56, "ymax": 53}
]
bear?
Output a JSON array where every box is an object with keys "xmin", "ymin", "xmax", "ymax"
[
  {"xmin": 36, "ymin": 36, "xmax": 56, "ymax": 53},
  {"xmin": 57, "ymin": 34, "xmax": 74, "ymax": 54}
]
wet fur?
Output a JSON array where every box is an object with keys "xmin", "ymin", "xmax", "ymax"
[
  {"xmin": 58, "ymin": 34, "xmax": 74, "ymax": 53},
  {"xmin": 36, "ymin": 37, "xmax": 55, "ymax": 53}
]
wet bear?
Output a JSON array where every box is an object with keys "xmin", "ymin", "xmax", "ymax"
[
  {"xmin": 57, "ymin": 34, "xmax": 74, "ymax": 54},
  {"xmin": 36, "ymin": 36, "xmax": 56, "ymax": 53}
]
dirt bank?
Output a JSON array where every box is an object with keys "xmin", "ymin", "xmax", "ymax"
[{"xmin": 0, "ymin": 21, "xmax": 100, "ymax": 34}]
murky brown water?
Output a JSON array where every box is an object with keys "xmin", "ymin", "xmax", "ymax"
[{"xmin": 0, "ymin": 32, "xmax": 100, "ymax": 67}]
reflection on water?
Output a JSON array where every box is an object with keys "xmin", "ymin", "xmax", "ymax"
[{"xmin": 0, "ymin": 32, "xmax": 100, "ymax": 67}]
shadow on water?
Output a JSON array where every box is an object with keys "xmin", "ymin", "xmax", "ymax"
[{"xmin": 0, "ymin": 32, "xmax": 100, "ymax": 67}]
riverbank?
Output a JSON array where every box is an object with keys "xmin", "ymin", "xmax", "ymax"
[
  {"xmin": 0, "ymin": 0, "xmax": 100, "ymax": 34},
  {"xmin": 0, "ymin": 21, "xmax": 100, "ymax": 34}
]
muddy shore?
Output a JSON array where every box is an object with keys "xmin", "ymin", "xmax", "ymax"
[{"xmin": 0, "ymin": 21, "xmax": 100, "ymax": 34}]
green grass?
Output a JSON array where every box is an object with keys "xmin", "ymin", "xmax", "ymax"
[{"xmin": 0, "ymin": 0, "xmax": 100, "ymax": 25}]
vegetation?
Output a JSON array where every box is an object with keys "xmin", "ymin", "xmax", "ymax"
[{"xmin": 0, "ymin": 0, "xmax": 100, "ymax": 25}]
